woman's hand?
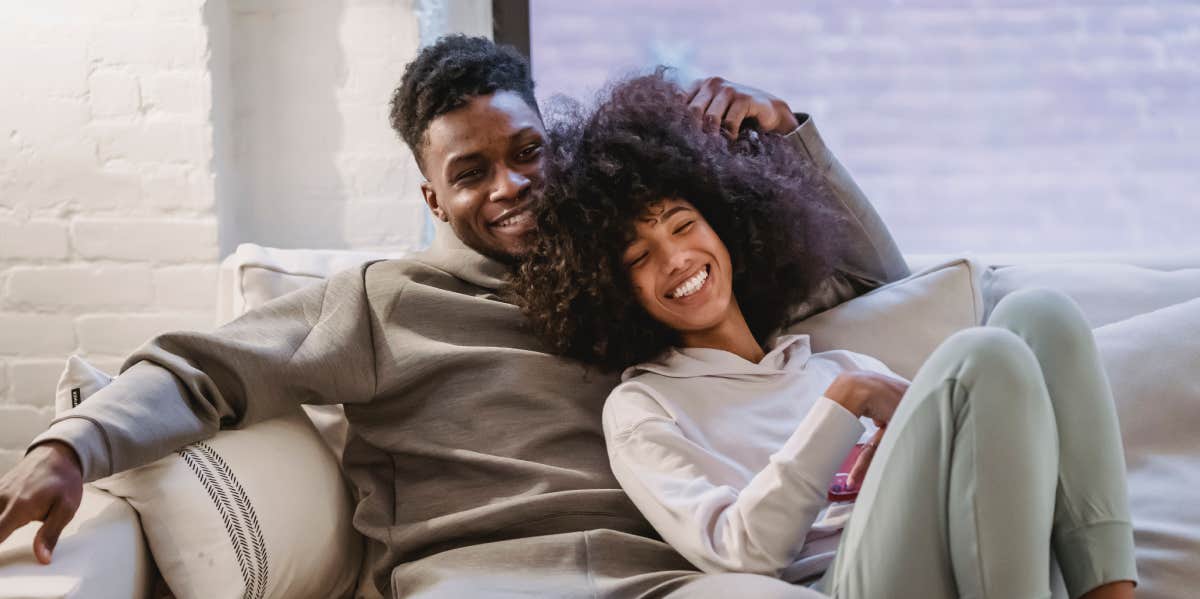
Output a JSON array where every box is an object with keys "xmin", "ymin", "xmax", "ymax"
[
  {"xmin": 847, "ymin": 427, "xmax": 884, "ymax": 489},
  {"xmin": 824, "ymin": 370, "xmax": 909, "ymax": 426}
]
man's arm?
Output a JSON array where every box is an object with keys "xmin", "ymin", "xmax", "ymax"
[
  {"xmin": 0, "ymin": 262, "xmax": 381, "ymax": 562},
  {"xmin": 685, "ymin": 77, "xmax": 911, "ymax": 320}
]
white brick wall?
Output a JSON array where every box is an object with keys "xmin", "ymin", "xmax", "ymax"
[
  {"xmin": 0, "ymin": 1, "xmax": 221, "ymax": 474},
  {"xmin": 0, "ymin": 0, "xmax": 428, "ymax": 475}
]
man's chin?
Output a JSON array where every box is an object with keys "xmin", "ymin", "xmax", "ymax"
[{"xmin": 466, "ymin": 235, "xmax": 530, "ymax": 266}]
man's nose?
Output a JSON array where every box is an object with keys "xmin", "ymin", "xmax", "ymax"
[{"xmin": 490, "ymin": 166, "xmax": 530, "ymax": 202}]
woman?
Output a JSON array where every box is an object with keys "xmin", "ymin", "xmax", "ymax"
[{"xmin": 510, "ymin": 71, "xmax": 1137, "ymax": 599}]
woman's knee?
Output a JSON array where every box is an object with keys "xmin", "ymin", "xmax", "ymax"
[
  {"xmin": 987, "ymin": 287, "xmax": 1091, "ymax": 349},
  {"xmin": 934, "ymin": 327, "xmax": 1047, "ymax": 407}
]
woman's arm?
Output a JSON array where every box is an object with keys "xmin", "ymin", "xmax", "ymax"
[{"xmin": 605, "ymin": 389, "xmax": 864, "ymax": 576}]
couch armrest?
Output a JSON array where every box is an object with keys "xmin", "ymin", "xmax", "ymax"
[{"xmin": 0, "ymin": 485, "xmax": 153, "ymax": 599}]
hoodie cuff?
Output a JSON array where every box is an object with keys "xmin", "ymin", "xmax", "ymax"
[
  {"xmin": 27, "ymin": 417, "xmax": 113, "ymax": 482},
  {"xmin": 774, "ymin": 396, "xmax": 865, "ymax": 485}
]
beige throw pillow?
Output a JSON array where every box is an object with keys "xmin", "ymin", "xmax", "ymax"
[
  {"xmin": 782, "ymin": 257, "xmax": 985, "ymax": 379},
  {"xmin": 55, "ymin": 357, "xmax": 363, "ymax": 599}
]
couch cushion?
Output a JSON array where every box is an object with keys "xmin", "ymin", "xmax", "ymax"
[
  {"xmin": 983, "ymin": 263, "xmax": 1200, "ymax": 328},
  {"xmin": 56, "ymin": 358, "xmax": 362, "ymax": 599},
  {"xmin": 1094, "ymin": 298, "xmax": 1200, "ymax": 599},
  {"xmin": 782, "ymin": 257, "xmax": 984, "ymax": 379},
  {"xmin": 0, "ymin": 486, "xmax": 151, "ymax": 599}
]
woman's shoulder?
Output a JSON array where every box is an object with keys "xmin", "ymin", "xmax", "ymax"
[{"xmin": 603, "ymin": 376, "xmax": 678, "ymax": 442}]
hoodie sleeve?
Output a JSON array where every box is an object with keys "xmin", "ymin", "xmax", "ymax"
[
  {"xmin": 26, "ymin": 262, "xmax": 382, "ymax": 482},
  {"xmin": 603, "ymin": 387, "xmax": 864, "ymax": 577},
  {"xmin": 782, "ymin": 114, "xmax": 910, "ymax": 321}
]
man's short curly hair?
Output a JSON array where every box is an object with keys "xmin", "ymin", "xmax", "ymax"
[
  {"xmin": 389, "ymin": 35, "xmax": 538, "ymax": 173},
  {"xmin": 509, "ymin": 70, "xmax": 846, "ymax": 371}
]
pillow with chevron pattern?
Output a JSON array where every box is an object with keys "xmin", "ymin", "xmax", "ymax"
[{"xmin": 54, "ymin": 356, "xmax": 363, "ymax": 599}]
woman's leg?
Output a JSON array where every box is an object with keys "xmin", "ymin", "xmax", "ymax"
[
  {"xmin": 822, "ymin": 326, "xmax": 1059, "ymax": 599},
  {"xmin": 986, "ymin": 288, "xmax": 1137, "ymax": 598}
]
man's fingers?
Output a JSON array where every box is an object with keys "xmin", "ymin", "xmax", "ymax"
[
  {"xmin": 722, "ymin": 97, "xmax": 752, "ymax": 139},
  {"xmin": 687, "ymin": 81, "xmax": 717, "ymax": 125},
  {"xmin": 703, "ymin": 87, "xmax": 734, "ymax": 132},
  {"xmin": 0, "ymin": 500, "xmax": 33, "ymax": 548},
  {"xmin": 34, "ymin": 499, "xmax": 72, "ymax": 565}
]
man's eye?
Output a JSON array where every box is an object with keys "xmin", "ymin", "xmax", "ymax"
[
  {"xmin": 456, "ymin": 169, "xmax": 481, "ymax": 183},
  {"xmin": 518, "ymin": 144, "xmax": 542, "ymax": 160},
  {"xmin": 674, "ymin": 220, "xmax": 695, "ymax": 234}
]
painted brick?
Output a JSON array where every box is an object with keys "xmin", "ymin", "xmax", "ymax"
[
  {"xmin": 142, "ymin": 70, "xmax": 209, "ymax": 116},
  {"xmin": 88, "ymin": 68, "xmax": 142, "ymax": 118},
  {"xmin": 0, "ymin": 220, "xmax": 70, "ymax": 260},
  {"xmin": 153, "ymin": 265, "xmax": 219, "ymax": 311},
  {"xmin": 89, "ymin": 23, "xmax": 208, "ymax": 69},
  {"xmin": 0, "ymin": 313, "xmax": 77, "ymax": 356},
  {"xmin": 0, "ymin": 403, "xmax": 54, "ymax": 444},
  {"xmin": 71, "ymin": 218, "xmax": 218, "ymax": 262},
  {"xmin": 140, "ymin": 165, "xmax": 216, "ymax": 212},
  {"xmin": 76, "ymin": 312, "xmax": 213, "ymax": 355},
  {"xmin": 91, "ymin": 120, "xmax": 211, "ymax": 164},
  {"xmin": 5, "ymin": 265, "xmax": 154, "ymax": 309},
  {"xmin": 8, "ymin": 359, "xmax": 65, "ymax": 410}
]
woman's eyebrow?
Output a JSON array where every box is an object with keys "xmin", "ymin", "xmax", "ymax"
[{"xmin": 640, "ymin": 205, "xmax": 692, "ymax": 225}]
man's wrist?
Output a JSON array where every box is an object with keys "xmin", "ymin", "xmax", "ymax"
[{"xmin": 33, "ymin": 440, "xmax": 83, "ymax": 474}]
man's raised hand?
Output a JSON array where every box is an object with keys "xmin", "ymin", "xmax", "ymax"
[
  {"xmin": 0, "ymin": 441, "xmax": 84, "ymax": 564},
  {"xmin": 683, "ymin": 76, "xmax": 801, "ymax": 139}
]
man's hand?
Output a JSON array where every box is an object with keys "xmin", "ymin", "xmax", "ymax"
[
  {"xmin": 684, "ymin": 77, "xmax": 801, "ymax": 139},
  {"xmin": 0, "ymin": 441, "xmax": 84, "ymax": 564}
]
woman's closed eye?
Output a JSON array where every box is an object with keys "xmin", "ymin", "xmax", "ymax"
[
  {"xmin": 673, "ymin": 220, "xmax": 695, "ymax": 235},
  {"xmin": 624, "ymin": 251, "xmax": 648, "ymax": 269}
]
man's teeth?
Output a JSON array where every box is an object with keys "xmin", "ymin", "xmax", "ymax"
[
  {"xmin": 669, "ymin": 267, "xmax": 708, "ymax": 299},
  {"xmin": 496, "ymin": 210, "xmax": 531, "ymax": 228}
]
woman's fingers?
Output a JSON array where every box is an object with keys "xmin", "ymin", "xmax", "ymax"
[{"xmin": 847, "ymin": 428, "xmax": 886, "ymax": 489}]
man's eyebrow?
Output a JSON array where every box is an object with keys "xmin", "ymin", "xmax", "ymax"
[
  {"xmin": 443, "ymin": 151, "xmax": 483, "ymax": 176},
  {"xmin": 639, "ymin": 205, "xmax": 693, "ymax": 225}
]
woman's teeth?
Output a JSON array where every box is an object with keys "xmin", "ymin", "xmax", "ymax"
[
  {"xmin": 495, "ymin": 210, "xmax": 531, "ymax": 229},
  {"xmin": 668, "ymin": 267, "xmax": 708, "ymax": 299}
]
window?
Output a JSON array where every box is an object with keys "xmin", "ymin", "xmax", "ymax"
[{"xmin": 520, "ymin": 1, "xmax": 1199, "ymax": 254}]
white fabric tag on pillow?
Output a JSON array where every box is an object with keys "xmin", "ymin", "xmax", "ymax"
[
  {"xmin": 53, "ymin": 355, "xmax": 114, "ymax": 416},
  {"xmin": 53, "ymin": 356, "xmax": 363, "ymax": 599}
]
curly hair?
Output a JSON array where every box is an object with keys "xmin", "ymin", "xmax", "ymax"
[
  {"xmin": 389, "ymin": 34, "xmax": 538, "ymax": 173},
  {"xmin": 509, "ymin": 70, "xmax": 847, "ymax": 371}
]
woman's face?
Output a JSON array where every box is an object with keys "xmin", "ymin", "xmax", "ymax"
[{"xmin": 621, "ymin": 198, "xmax": 737, "ymax": 334}]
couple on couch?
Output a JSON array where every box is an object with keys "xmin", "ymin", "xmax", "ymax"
[{"xmin": 1, "ymin": 35, "xmax": 1135, "ymax": 599}]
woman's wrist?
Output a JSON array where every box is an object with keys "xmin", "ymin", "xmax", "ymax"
[{"xmin": 825, "ymin": 373, "xmax": 867, "ymax": 418}]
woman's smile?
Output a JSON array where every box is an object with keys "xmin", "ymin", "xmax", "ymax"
[{"xmin": 665, "ymin": 264, "xmax": 712, "ymax": 301}]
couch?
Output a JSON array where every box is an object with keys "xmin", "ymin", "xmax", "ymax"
[{"xmin": 2, "ymin": 243, "xmax": 1198, "ymax": 599}]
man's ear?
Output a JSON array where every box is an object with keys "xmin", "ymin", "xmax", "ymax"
[{"xmin": 421, "ymin": 182, "xmax": 448, "ymax": 222}]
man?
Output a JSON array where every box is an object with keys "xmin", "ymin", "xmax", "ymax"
[{"xmin": 0, "ymin": 35, "xmax": 907, "ymax": 597}]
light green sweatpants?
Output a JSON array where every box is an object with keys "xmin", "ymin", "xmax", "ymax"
[{"xmin": 818, "ymin": 287, "xmax": 1138, "ymax": 599}]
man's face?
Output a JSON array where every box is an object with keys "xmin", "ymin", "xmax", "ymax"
[{"xmin": 420, "ymin": 91, "xmax": 545, "ymax": 262}]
